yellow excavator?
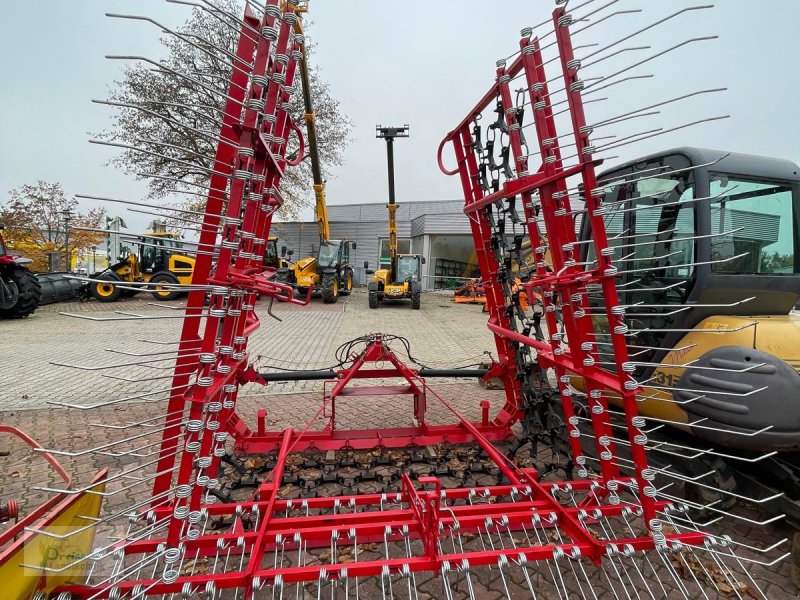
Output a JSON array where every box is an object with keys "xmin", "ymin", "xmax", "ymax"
[
  {"xmin": 89, "ymin": 230, "xmax": 195, "ymax": 302},
  {"xmin": 365, "ymin": 125, "xmax": 425, "ymax": 309},
  {"xmin": 274, "ymin": 9, "xmax": 355, "ymax": 304}
]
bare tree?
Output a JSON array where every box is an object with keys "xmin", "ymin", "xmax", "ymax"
[{"xmin": 97, "ymin": 0, "xmax": 351, "ymax": 218}]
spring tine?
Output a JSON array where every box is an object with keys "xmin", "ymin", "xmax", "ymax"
[
  {"xmin": 585, "ymin": 36, "xmax": 719, "ymax": 92},
  {"xmin": 106, "ymin": 13, "xmax": 253, "ymax": 74},
  {"xmin": 92, "ymin": 99, "xmax": 237, "ymax": 149},
  {"xmin": 76, "ymin": 194, "xmax": 222, "ymax": 218},
  {"xmin": 597, "ymin": 115, "xmax": 730, "ymax": 154},
  {"xmin": 47, "ymin": 381, "xmax": 195, "ymax": 410}
]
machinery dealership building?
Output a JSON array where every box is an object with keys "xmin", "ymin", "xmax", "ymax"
[{"xmin": 272, "ymin": 200, "xmax": 478, "ymax": 289}]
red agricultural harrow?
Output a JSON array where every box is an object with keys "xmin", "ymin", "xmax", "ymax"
[{"xmin": 4, "ymin": 1, "xmax": 789, "ymax": 599}]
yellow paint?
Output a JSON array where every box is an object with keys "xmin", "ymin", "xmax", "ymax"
[{"xmin": 1, "ymin": 479, "xmax": 105, "ymax": 599}]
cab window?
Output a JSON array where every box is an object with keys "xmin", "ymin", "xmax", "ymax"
[{"xmin": 708, "ymin": 175, "xmax": 796, "ymax": 274}]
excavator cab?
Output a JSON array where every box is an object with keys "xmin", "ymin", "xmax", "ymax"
[{"xmin": 578, "ymin": 147, "xmax": 800, "ymax": 451}]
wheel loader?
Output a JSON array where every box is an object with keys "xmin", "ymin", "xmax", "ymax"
[
  {"xmin": 89, "ymin": 231, "xmax": 195, "ymax": 302},
  {"xmin": 560, "ymin": 146, "xmax": 800, "ymax": 519},
  {"xmin": 0, "ymin": 220, "xmax": 42, "ymax": 318}
]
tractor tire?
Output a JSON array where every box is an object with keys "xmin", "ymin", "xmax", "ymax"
[
  {"xmin": 0, "ymin": 265, "xmax": 42, "ymax": 319},
  {"xmin": 411, "ymin": 290, "xmax": 421, "ymax": 310},
  {"xmin": 368, "ymin": 290, "xmax": 379, "ymax": 309},
  {"xmin": 90, "ymin": 272, "xmax": 122, "ymax": 303},
  {"xmin": 321, "ymin": 273, "xmax": 339, "ymax": 304},
  {"xmin": 340, "ymin": 269, "xmax": 354, "ymax": 296},
  {"xmin": 150, "ymin": 272, "xmax": 181, "ymax": 301}
]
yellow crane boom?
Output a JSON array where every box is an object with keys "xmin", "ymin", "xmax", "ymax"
[{"xmin": 293, "ymin": 9, "xmax": 329, "ymax": 241}]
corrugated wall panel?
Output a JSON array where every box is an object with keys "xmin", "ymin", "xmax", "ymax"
[{"xmin": 421, "ymin": 213, "xmax": 471, "ymax": 234}]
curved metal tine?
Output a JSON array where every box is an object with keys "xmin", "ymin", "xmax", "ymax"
[
  {"xmin": 618, "ymin": 297, "xmax": 755, "ymax": 318},
  {"xmin": 552, "ymin": 95, "xmax": 608, "ymax": 118},
  {"xmin": 585, "ymin": 4, "xmax": 715, "ymax": 66},
  {"xmin": 124, "ymin": 210, "xmax": 217, "ymax": 238},
  {"xmin": 132, "ymin": 98, "xmax": 227, "ymax": 121},
  {"xmin": 610, "ymin": 248, "xmax": 683, "ymax": 266},
  {"xmin": 662, "ymin": 489, "xmax": 786, "ymax": 527},
  {"xmin": 96, "ymin": 429, "xmax": 186, "ymax": 458},
  {"xmin": 92, "ymin": 99, "xmax": 236, "ymax": 150},
  {"xmin": 47, "ymin": 381, "xmax": 196, "ymax": 411},
  {"xmin": 105, "ymin": 13, "xmax": 253, "ymax": 75},
  {"xmin": 135, "ymin": 172, "xmax": 229, "ymax": 198},
  {"xmin": 591, "ymin": 109, "xmax": 661, "ymax": 131},
  {"xmin": 583, "ymin": 73, "xmax": 654, "ymax": 97},
  {"xmin": 90, "ymin": 405, "xmax": 186, "ymax": 429},
  {"xmin": 593, "ymin": 88, "xmax": 726, "ymax": 129},
  {"xmin": 148, "ymin": 65, "xmax": 250, "ymax": 95},
  {"xmin": 611, "ymin": 230, "xmax": 744, "ymax": 256},
  {"xmin": 58, "ymin": 311, "xmax": 205, "ymax": 322},
  {"xmin": 104, "ymin": 347, "xmax": 183, "ymax": 357},
  {"xmin": 541, "ymin": 0, "xmax": 623, "ymax": 48},
  {"xmin": 596, "ymin": 115, "xmax": 730, "ymax": 154},
  {"xmin": 584, "ymin": 36, "xmax": 719, "ymax": 92},
  {"xmin": 33, "ymin": 450, "xmax": 180, "ymax": 496},
  {"xmin": 612, "ymin": 186, "xmax": 739, "ymax": 218},
  {"xmin": 623, "ymin": 296, "xmax": 755, "ymax": 314},
  {"xmin": 648, "ymin": 436, "xmax": 778, "ymax": 464},
  {"xmin": 26, "ymin": 488, "xmax": 174, "ymax": 539},
  {"xmin": 68, "ymin": 274, "xmax": 214, "ymax": 292},
  {"xmin": 133, "ymin": 135, "xmax": 224, "ymax": 166},
  {"xmin": 613, "ymin": 251, "xmax": 749, "ymax": 277},
  {"xmin": 49, "ymin": 350, "xmax": 198, "ymax": 371},
  {"xmin": 616, "ymin": 281, "xmax": 687, "ymax": 294},
  {"xmin": 24, "ymin": 513, "xmax": 172, "ymax": 575},
  {"xmin": 76, "ymin": 194, "xmax": 223, "ymax": 219},
  {"xmin": 582, "ymin": 44, "xmax": 652, "ymax": 72},
  {"xmin": 105, "ymin": 55, "xmax": 248, "ymax": 109},
  {"xmin": 125, "ymin": 205, "xmax": 204, "ymax": 227},
  {"xmin": 90, "ymin": 139, "xmax": 240, "ymax": 182},
  {"xmin": 638, "ymin": 413, "xmax": 772, "ymax": 438},
  {"xmin": 166, "ymin": 0, "xmax": 260, "ymax": 44}
]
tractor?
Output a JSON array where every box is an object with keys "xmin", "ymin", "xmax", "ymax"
[
  {"xmin": 0, "ymin": 220, "xmax": 42, "ymax": 319},
  {"xmin": 89, "ymin": 231, "xmax": 195, "ymax": 302}
]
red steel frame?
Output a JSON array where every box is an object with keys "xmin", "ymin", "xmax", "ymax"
[
  {"xmin": 52, "ymin": 5, "xmax": 711, "ymax": 598},
  {"xmin": 437, "ymin": 10, "xmax": 656, "ymax": 524}
]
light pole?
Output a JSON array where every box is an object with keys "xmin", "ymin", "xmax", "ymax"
[
  {"xmin": 91, "ymin": 245, "xmax": 97, "ymax": 273},
  {"xmin": 61, "ymin": 209, "xmax": 73, "ymax": 272}
]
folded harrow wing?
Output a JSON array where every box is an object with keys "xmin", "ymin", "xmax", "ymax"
[{"xmin": 7, "ymin": 1, "xmax": 791, "ymax": 599}]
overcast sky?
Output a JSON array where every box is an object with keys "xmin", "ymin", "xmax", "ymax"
[{"xmin": 1, "ymin": 0, "xmax": 799, "ymax": 232}]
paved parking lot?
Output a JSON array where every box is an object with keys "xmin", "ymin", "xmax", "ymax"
[
  {"xmin": 0, "ymin": 290, "xmax": 796, "ymax": 598},
  {"xmin": 2, "ymin": 290, "xmax": 495, "ymax": 411}
]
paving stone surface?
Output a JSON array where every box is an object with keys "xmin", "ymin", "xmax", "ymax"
[
  {"xmin": 0, "ymin": 290, "xmax": 796, "ymax": 598},
  {"xmin": 2, "ymin": 290, "xmax": 492, "ymax": 411}
]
